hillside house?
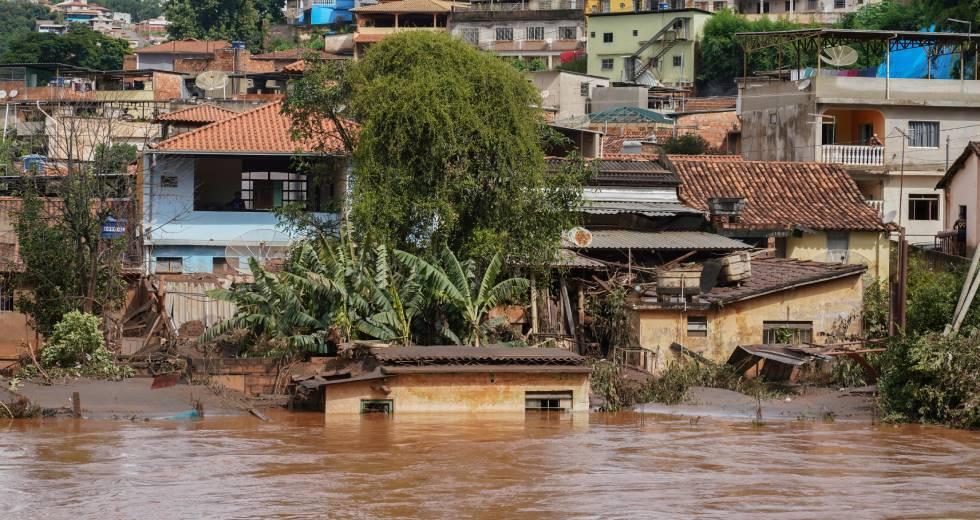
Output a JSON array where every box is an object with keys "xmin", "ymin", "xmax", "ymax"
[
  {"xmin": 143, "ymin": 101, "xmax": 352, "ymax": 275},
  {"xmin": 351, "ymin": 0, "xmax": 469, "ymax": 58},
  {"xmin": 935, "ymin": 142, "xmax": 980, "ymax": 256}
]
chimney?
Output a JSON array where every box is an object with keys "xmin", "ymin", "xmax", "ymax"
[{"xmin": 707, "ymin": 197, "xmax": 746, "ymax": 226}]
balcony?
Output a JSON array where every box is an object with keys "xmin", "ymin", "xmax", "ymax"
[
  {"xmin": 865, "ymin": 199, "xmax": 884, "ymax": 216},
  {"xmin": 820, "ymin": 145, "xmax": 883, "ymax": 166}
]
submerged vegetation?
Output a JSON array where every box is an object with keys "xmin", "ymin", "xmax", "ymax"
[{"xmin": 22, "ymin": 311, "xmax": 132, "ymax": 380}]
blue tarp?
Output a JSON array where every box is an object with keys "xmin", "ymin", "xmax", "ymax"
[{"xmin": 876, "ymin": 26, "xmax": 956, "ymax": 79}]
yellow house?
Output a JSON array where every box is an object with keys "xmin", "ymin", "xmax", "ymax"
[
  {"xmin": 669, "ymin": 155, "xmax": 890, "ymax": 280},
  {"xmin": 322, "ymin": 347, "xmax": 591, "ymax": 414},
  {"xmin": 632, "ymin": 256, "xmax": 866, "ymax": 367}
]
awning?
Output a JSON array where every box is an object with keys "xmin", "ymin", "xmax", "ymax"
[
  {"xmin": 565, "ymin": 230, "xmax": 752, "ymax": 251},
  {"xmin": 581, "ymin": 200, "xmax": 702, "ymax": 217}
]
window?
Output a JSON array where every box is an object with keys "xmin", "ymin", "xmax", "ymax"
[
  {"xmin": 632, "ymin": 29, "xmax": 638, "ymax": 36},
  {"xmin": 821, "ymin": 120, "xmax": 836, "ymax": 145},
  {"xmin": 579, "ymin": 81, "xmax": 590, "ymax": 96},
  {"xmin": 590, "ymin": 31, "xmax": 596, "ymax": 38},
  {"xmin": 538, "ymin": 0, "xmax": 552, "ymax": 7},
  {"xmin": 908, "ymin": 121, "xmax": 940, "ymax": 148},
  {"xmin": 601, "ymin": 58, "xmax": 614, "ymax": 70},
  {"xmin": 672, "ymin": 55, "xmax": 682, "ymax": 67},
  {"xmin": 763, "ymin": 321, "xmax": 813, "ymax": 344},
  {"xmin": 360, "ymin": 399, "xmax": 393, "ymax": 414},
  {"xmin": 526, "ymin": 26, "xmax": 544, "ymax": 41},
  {"xmin": 558, "ymin": 26, "xmax": 577, "ymax": 40},
  {"xmin": 0, "ymin": 283, "xmax": 13, "ymax": 312},
  {"xmin": 155, "ymin": 257, "xmax": 183, "ymax": 274},
  {"xmin": 807, "ymin": 0, "xmax": 817, "ymax": 9},
  {"xmin": 160, "ymin": 176, "xmax": 178, "ymax": 188},
  {"xmin": 603, "ymin": 32, "xmax": 613, "ymax": 43},
  {"xmin": 687, "ymin": 316, "xmax": 708, "ymax": 337},
  {"xmin": 459, "ymin": 27, "xmax": 479, "ymax": 45},
  {"xmin": 908, "ymin": 194, "xmax": 939, "ymax": 221},
  {"xmin": 826, "ymin": 231, "xmax": 849, "ymax": 263},
  {"xmin": 833, "ymin": 0, "xmax": 844, "ymax": 7},
  {"xmin": 525, "ymin": 391, "xmax": 573, "ymax": 411},
  {"xmin": 784, "ymin": 0, "xmax": 790, "ymax": 10},
  {"xmin": 212, "ymin": 257, "xmax": 240, "ymax": 275},
  {"xmin": 495, "ymin": 27, "xmax": 513, "ymax": 41},
  {"xmin": 713, "ymin": 1, "xmax": 726, "ymax": 10},
  {"xmin": 240, "ymin": 171, "xmax": 309, "ymax": 210},
  {"xmin": 759, "ymin": 1, "xmax": 770, "ymax": 12}
]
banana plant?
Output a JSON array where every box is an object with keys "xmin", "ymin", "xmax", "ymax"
[
  {"xmin": 356, "ymin": 244, "xmax": 430, "ymax": 345},
  {"xmin": 395, "ymin": 246, "xmax": 529, "ymax": 347}
]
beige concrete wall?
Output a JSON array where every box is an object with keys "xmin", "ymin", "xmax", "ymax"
[
  {"xmin": 0, "ymin": 311, "xmax": 34, "ymax": 364},
  {"xmin": 635, "ymin": 273, "xmax": 863, "ymax": 365},
  {"xmin": 324, "ymin": 372, "xmax": 591, "ymax": 414},
  {"xmin": 786, "ymin": 230, "xmax": 889, "ymax": 280},
  {"xmin": 945, "ymin": 153, "xmax": 978, "ymax": 252}
]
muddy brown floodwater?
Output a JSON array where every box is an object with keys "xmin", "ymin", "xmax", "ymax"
[{"xmin": 1, "ymin": 411, "xmax": 979, "ymax": 519}]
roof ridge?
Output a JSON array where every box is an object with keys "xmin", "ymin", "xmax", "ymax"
[
  {"xmin": 157, "ymin": 103, "xmax": 237, "ymax": 120},
  {"xmin": 152, "ymin": 101, "xmax": 281, "ymax": 150}
]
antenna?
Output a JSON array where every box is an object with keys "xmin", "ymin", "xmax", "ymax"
[{"xmin": 820, "ymin": 45, "xmax": 858, "ymax": 67}]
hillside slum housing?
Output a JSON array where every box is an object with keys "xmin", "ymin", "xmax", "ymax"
[{"xmin": 318, "ymin": 347, "xmax": 591, "ymax": 414}]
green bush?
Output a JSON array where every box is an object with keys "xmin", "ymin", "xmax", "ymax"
[
  {"xmin": 38, "ymin": 311, "xmax": 132, "ymax": 379},
  {"xmin": 878, "ymin": 333, "xmax": 980, "ymax": 429}
]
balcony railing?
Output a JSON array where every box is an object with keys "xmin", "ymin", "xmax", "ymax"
[
  {"xmin": 936, "ymin": 230, "xmax": 966, "ymax": 257},
  {"xmin": 820, "ymin": 145, "xmax": 884, "ymax": 166},
  {"xmin": 865, "ymin": 199, "xmax": 884, "ymax": 216}
]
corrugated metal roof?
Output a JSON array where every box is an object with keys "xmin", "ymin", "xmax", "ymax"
[
  {"xmin": 161, "ymin": 279, "xmax": 237, "ymax": 330},
  {"xmin": 581, "ymin": 200, "xmax": 702, "ymax": 217},
  {"xmin": 567, "ymin": 230, "xmax": 751, "ymax": 250},
  {"xmin": 553, "ymin": 249, "xmax": 607, "ymax": 269},
  {"xmin": 588, "ymin": 106, "xmax": 672, "ymax": 124}
]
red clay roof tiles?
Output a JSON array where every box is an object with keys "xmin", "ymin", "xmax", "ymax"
[
  {"xmin": 155, "ymin": 104, "xmax": 237, "ymax": 124},
  {"xmin": 151, "ymin": 101, "xmax": 351, "ymax": 155},
  {"xmin": 135, "ymin": 39, "xmax": 228, "ymax": 54},
  {"xmin": 702, "ymin": 257, "xmax": 865, "ymax": 304},
  {"xmin": 671, "ymin": 158, "xmax": 885, "ymax": 231}
]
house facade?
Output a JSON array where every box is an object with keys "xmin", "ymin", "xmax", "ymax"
[
  {"xmin": 351, "ymin": 0, "xmax": 469, "ymax": 59},
  {"xmin": 737, "ymin": 29, "xmax": 980, "ymax": 245},
  {"xmin": 585, "ymin": 8, "xmax": 712, "ymax": 87},
  {"xmin": 295, "ymin": 0, "xmax": 357, "ymax": 25},
  {"xmin": 734, "ymin": 0, "xmax": 882, "ymax": 24},
  {"xmin": 632, "ymin": 256, "xmax": 866, "ymax": 365},
  {"xmin": 935, "ymin": 142, "xmax": 980, "ymax": 257},
  {"xmin": 450, "ymin": 1, "xmax": 585, "ymax": 69},
  {"xmin": 143, "ymin": 101, "xmax": 350, "ymax": 275},
  {"xmin": 527, "ymin": 70, "xmax": 610, "ymax": 121}
]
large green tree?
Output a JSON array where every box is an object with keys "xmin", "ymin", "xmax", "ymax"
[
  {"xmin": 284, "ymin": 31, "xmax": 586, "ymax": 267},
  {"xmin": 1, "ymin": 25, "xmax": 131, "ymax": 70},
  {"xmin": 0, "ymin": 0, "xmax": 52, "ymax": 57},
  {"xmin": 698, "ymin": 10, "xmax": 806, "ymax": 94},
  {"xmin": 164, "ymin": 0, "xmax": 264, "ymax": 50},
  {"xmin": 99, "ymin": 0, "xmax": 163, "ymax": 22}
]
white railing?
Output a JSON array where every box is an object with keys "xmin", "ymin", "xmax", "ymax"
[
  {"xmin": 865, "ymin": 199, "xmax": 884, "ymax": 216},
  {"xmin": 820, "ymin": 145, "xmax": 884, "ymax": 166}
]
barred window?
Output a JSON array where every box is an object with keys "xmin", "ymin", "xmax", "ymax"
[
  {"xmin": 558, "ymin": 26, "xmax": 577, "ymax": 40},
  {"xmin": 763, "ymin": 321, "xmax": 813, "ymax": 344},
  {"xmin": 526, "ymin": 26, "xmax": 544, "ymax": 41},
  {"xmin": 495, "ymin": 27, "xmax": 514, "ymax": 41},
  {"xmin": 687, "ymin": 316, "xmax": 708, "ymax": 337},
  {"xmin": 459, "ymin": 28, "xmax": 479, "ymax": 46}
]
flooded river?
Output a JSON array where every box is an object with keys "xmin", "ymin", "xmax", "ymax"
[{"xmin": 1, "ymin": 412, "xmax": 979, "ymax": 519}]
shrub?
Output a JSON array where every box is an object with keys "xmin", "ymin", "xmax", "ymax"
[
  {"xmin": 877, "ymin": 332, "xmax": 980, "ymax": 429},
  {"xmin": 661, "ymin": 134, "xmax": 710, "ymax": 155},
  {"xmin": 37, "ymin": 311, "xmax": 132, "ymax": 379}
]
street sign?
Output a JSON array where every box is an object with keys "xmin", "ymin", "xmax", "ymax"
[{"xmin": 100, "ymin": 216, "xmax": 127, "ymax": 239}]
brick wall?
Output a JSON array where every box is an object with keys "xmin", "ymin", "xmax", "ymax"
[
  {"xmin": 152, "ymin": 72, "xmax": 184, "ymax": 101},
  {"xmin": 199, "ymin": 358, "xmax": 282, "ymax": 396},
  {"xmin": 674, "ymin": 111, "xmax": 740, "ymax": 153},
  {"xmin": 174, "ymin": 49, "xmax": 278, "ymax": 75}
]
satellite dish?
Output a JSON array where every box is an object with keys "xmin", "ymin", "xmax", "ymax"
[
  {"xmin": 540, "ymin": 89, "xmax": 551, "ymax": 99},
  {"xmin": 564, "ymin": 226, "xmax": 593, "ymax": 248},
  {"xmin": 0, "ymin": 90, "xmax": 7, "ymax": 100},
  {"xmin": 882, "ymin": 209, "xmax": 897, "ymax": 226},
  {"xmin": 8, "ymin": 89, "xmax": 17, "ymax": 98},
  {"xmin": 224, "ymin": 228, "xmax": 292, "ymax": 274},
  {"xmin": 797, "ymin": 78, "xmax": 811, "ymax": 91},
  {"xmin": 820, "ymin": 45, "xmax": 859, "ymax": 67},
  {"xmin": 195, "ymin": 71, "xmax": 229, "ymax": 91}
]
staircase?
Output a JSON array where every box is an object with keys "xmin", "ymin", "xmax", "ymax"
[{"xmin": 624, "ymin": 16, "xmax": 690, "ymax": 83}]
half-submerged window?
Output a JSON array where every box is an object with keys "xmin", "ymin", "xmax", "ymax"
[
  {"xmin": 525, "ymin": 391, "xmax": 573, "ymax": 411},
  {"xmin": 360, "ymin": 399, "xmax": 393, "ymax": 414}
]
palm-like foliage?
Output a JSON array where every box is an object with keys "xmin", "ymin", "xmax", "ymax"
[
  {"xmin": 396, "ymin": 246, "xmax": 529, "ymax": 346},
  {"xmin": 356, "ymin": 245, "xmax": 431, "ymax": 345}
]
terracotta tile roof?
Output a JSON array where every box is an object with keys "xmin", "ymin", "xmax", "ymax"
[
  {"xmin": 671, "ymin": 158, "xmax": 886, "ymax": 232},
  {"xmin": 252, "ymin": 49, "xmax": 346, "ymax": 60},
  {"xmin": 151, "ymin": 101, "xmax": 352, "ymax": 155},
  {"xmin": 702, "ymin": 257, "xmax": 865, "ymax": 305},
  {"xmin": 155, "ymin": 104, "xmax": 237, "ymax": 124},
  {"xmin": 937, "ymin": 141, "xmax": 980, "ymax": 189},
  {"xmin": 673, "ymin": 96, "xmax": 737, "ymax": 113},
  {"xmin": 135, "ymin": 39, "xmax": 228, "ymax": 55},
  {"xmin": 668, "ymin": 154, "xmax": 743, "ymax": 162},
  {"xmin": 281, "ymin": 60, "xmax": 305, "ymax": 74},
  {"xmin": 601, "ymin": 130, "xmax": 672, "ymax": 155},
  {"xmin": 372, "ymin": 346, "xmax": 586, "ymax": 364},
  {"xmin": 352, "ymin": 0, "xmax": 468, "ymax": 12}
]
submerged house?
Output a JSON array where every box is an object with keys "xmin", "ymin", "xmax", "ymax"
[
  {"xmin": 143, "ymin": 101, "xmax": 350, "ymax": 275},
  {"xmin": 321, "ymin": 347, "xmax": 592, "ymax": 414},
  {"xmin": 631, "ymin": 254, "xmax": 867, "ymax": 368}
]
